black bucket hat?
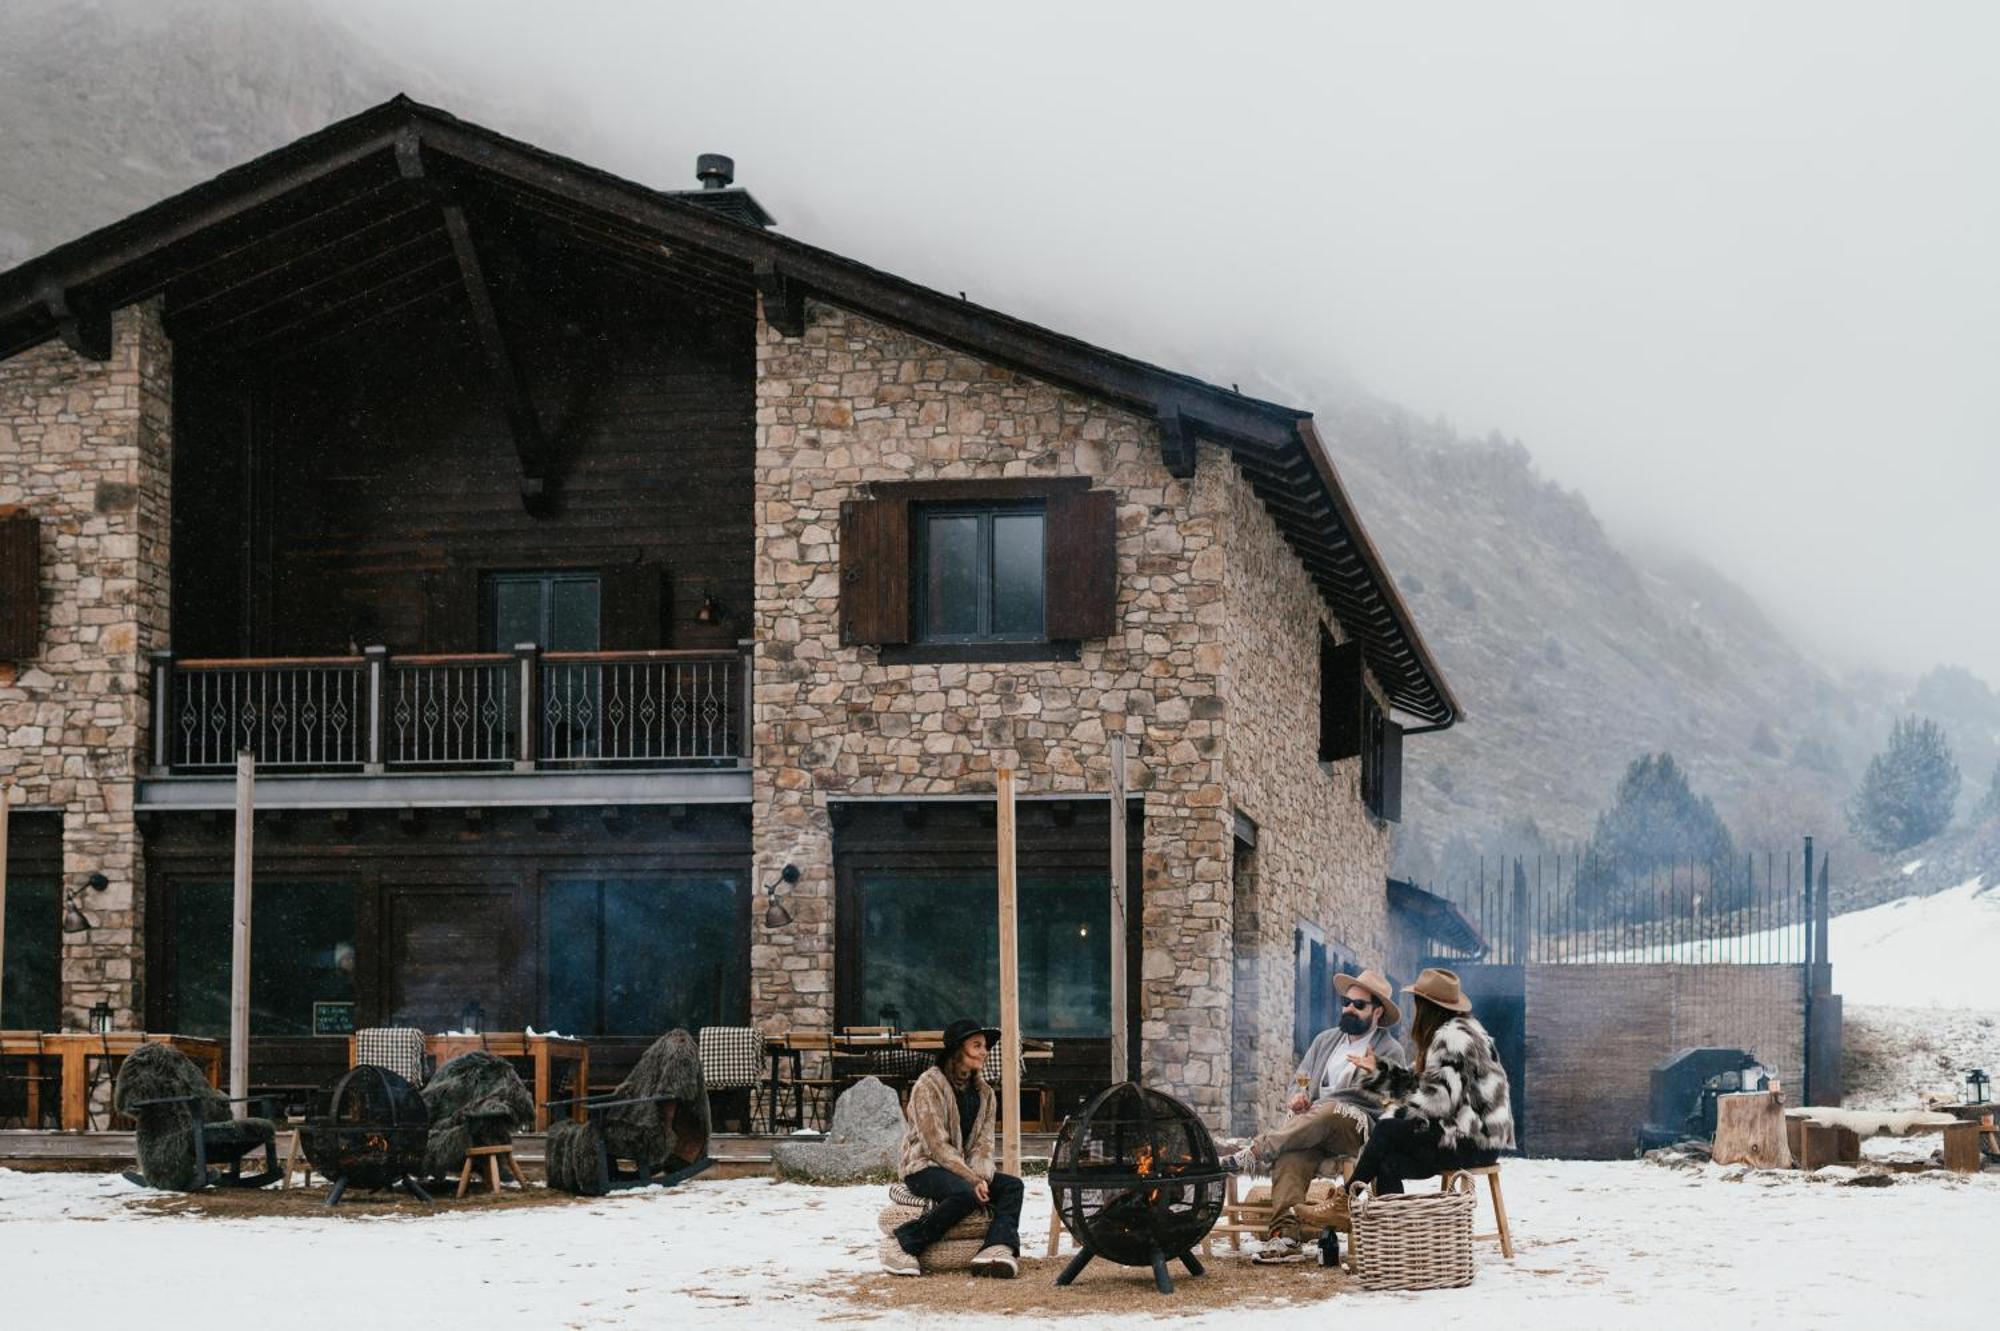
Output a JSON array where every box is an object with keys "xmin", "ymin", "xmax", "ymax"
[{"xmin": 937, "ymin": 1018, "xmax": 1003, "ymax": 1066}]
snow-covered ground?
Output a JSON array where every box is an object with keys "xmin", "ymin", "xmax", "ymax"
[{"xmin": 2, "ymin": 1160, "xmax": 1994, "ymax": 1329}]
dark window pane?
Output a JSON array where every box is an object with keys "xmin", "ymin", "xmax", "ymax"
[
  {"xmin": 491, "ymin": 578, "xmax": 542, "ymax": 650},
  {"xmin": 857, "ymin": 872, "xmax": 1107, "ymax": 1037},
  {"xmin": 924, "ymin": 515, "xmax": 981, "ymax": 638},
  {"xmin": 170, "ymin": 882, "xmax": 355, "ymax": 1037},
  {"xmin": 545, "ymin": 878, "xmax": 742, "ymax": 1037},
  {"xmin": 550, "ymin": 578, "xmax": 601, "ymax": 652},
  {"xmin": 545, "ymin": 880, "xmax": 600, "ymax": 1036},
  {"xmin": 1, "ymin": 876, "xmax": 59, "ymax": 1029},
  {"xmin": 990, "ymin": 513, "xmax": 1044, "ymax": 638}
]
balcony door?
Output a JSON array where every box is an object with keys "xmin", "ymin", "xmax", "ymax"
[{"xmin": 484, "ymin": 572, "xmax": 601, "ymax": 652}]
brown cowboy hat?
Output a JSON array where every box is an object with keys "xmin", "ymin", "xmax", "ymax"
[
  {"xmin": 1330, "ymin": 968, "xmax": 1401, "ymax": 1028},
  {"xmin": 1402, "ymin": 966, "xmax": 1473, "ymax": 1013}
]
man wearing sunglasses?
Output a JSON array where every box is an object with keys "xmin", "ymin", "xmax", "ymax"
[{"xmin": 1222, "ymin": 968, "xmax": 1408, "ymax": 1264}]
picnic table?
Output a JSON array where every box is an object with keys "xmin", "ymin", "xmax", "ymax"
[
  {"xmin": 347, "ymin": 1032, "xmax": 589, "ymax": 1130},
  {"xmin": 0, "ymin": 1030, "xmax": 221, "ymax": 1131}
]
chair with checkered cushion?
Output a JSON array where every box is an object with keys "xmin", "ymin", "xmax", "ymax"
[
  {"xmin": 352, "ymin": 1027, "xmax": 431, "ymax": 1087},
  {"xmin": 981, "ymin": 1051, "xmax": 1054, "ymax": 1131},
  {"xmin": 698, "ymin": 1026, "xmax": 763, "ymax": 1132}
]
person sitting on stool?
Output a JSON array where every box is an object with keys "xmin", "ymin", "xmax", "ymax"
[
  {"xmin": 1349, "ymin": 967, "xmax": 1514, "ymax": 1194},
  {"xmin": 880, "ymin": 1019, "xmax": 1024, "ymax": 1278}
]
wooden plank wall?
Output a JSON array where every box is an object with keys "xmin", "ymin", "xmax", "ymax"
[{"xmin": 171, "ymin": 257, "xmax": 754, "ymax": 657}]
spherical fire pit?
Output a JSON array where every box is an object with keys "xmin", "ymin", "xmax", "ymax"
[
  {"xmin": 1047, "ymin": 1082, "xmax": 1226, "ymax": 1293},
  {"xmin": 302, "ymin": 1064, "xmax": 432, "ymax": 1206}
]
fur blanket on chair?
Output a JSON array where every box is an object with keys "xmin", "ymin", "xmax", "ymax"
[
  {"xmin": 419, "ymin": 1051, "xmax": 534, "ymax": 1181},
  {"xmin": 545, "ymin": 1029, "xmax": 710, "ymax": 1195},
  {"xmin": 112, "ymin": 1041, "xmax": 276, "ymax": 1191}
]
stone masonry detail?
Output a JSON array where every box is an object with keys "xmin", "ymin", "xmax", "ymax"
[{"xmin": 0, "ymin": 301, "xmax": 171, "ymax": 1031}]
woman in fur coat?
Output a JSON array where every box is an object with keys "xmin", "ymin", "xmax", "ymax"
[
  {"xmin": 1349, "ymin": 967, "xmax": 1515, "ymax": 1193},
  {"xmin": 881, "ymin": 1018, "xmax": 1024, "ymax": 1279}
]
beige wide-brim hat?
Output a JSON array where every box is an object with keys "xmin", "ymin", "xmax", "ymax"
[
  {"xmin": 1331, "ymin": 968, "xmax": 1402, "ymax": 1028},
  {"xmin": 1403, "ymin": 966, "xmax": 1473, "ymax": 1014}
]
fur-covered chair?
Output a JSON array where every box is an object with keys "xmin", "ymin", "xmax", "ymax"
[
  {"xmin": 545, "ymin": 1029, "xmax": 712, "ymax": 1195},
  {"xmin": 419, "ymin": 1050, "xmax": 535, "ymax": 1182},
  {"xmin": 112, "ymin": 1041, "xmax": 280, "ymax": 1191}
]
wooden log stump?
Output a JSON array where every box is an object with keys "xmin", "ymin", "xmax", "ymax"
[
  {"xmin": 1714, "ymin": 1092, "xmax": 1791, "ymax": 1169},
  {"xmin": 1942, "ymin": 1121, "xmax": 1982, "ymax": 1174}
]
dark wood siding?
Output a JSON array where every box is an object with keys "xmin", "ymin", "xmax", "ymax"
[
  {"xmin": 171, "ymin": 256, "xmax": 752, "ymax": 657},
  {"xmin": 0, "ymin": 511, "xmax": 39, "ymax": 660},
  {"xmin": 838, "ymin": 496, "xmax": 910, "ymax": 646},
  {"xmin": 1043, "ymin": 488, "xmax": 1116, "ymax": 641}
]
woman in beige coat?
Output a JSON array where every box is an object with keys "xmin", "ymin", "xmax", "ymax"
[{"xmin": 881, "ymin": 1018, "xmax": 1024, "ymax": 1278}]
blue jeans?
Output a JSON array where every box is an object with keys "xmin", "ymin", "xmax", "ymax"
[{"xmin": 894, "ymin": 1166, "xmax": 1024, "ymax": 1256}]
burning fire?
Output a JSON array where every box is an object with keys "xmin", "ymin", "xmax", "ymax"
[{"xmin": 1135, "ymin": 1146, "xmax": 1154, "ymax": 1178}]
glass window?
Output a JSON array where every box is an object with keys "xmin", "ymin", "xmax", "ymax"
[
  {"xmin": 484, "ymin": 572, "xmax": 601, "ymax": 651},
  {"xmin": 545, "ymin": 878, "xmax": 742, "ymax": 1036},
  {"xmin": 916, "ymin": 505, "xmax": 1045, "ymax": 643},
  {"xmin": 1, "ymin": 875, "xmax": 59, "ymax": 1030},
  {"xmin": 857, "ymin": 871, "xmax": 1108, "ymax": 1037},
  {"xmin": 169, "ymin": 882, "xmax": 356, "ymax": 1037}
]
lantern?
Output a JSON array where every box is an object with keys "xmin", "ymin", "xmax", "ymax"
[
  {"xmin": 459, "ymin": 1001, "xmax": 485, "ymax": 1035},
  {"xmin": 1969, "ymin": 1069, "xmax": 1990, "ymax": 1105},
  {"xmin": 88, "ymin": 1000, "xmax": 113, "ymax": 1036}
]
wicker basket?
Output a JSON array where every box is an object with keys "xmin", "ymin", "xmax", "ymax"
[{"xmin": 1346, "ymin": 1174, "xmax": 1476, "ymax": 1291}]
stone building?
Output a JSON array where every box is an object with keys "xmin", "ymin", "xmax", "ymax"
[{"xmin": 0, "ymin": 99, "xmax": 1460, "ymax": 1128}]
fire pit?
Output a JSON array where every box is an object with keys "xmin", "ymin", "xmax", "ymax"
[
  {"xmin": 302, "ymin": 1064, "xmax": 433, "ymax": 1206},
  {"xmin": 1047, "ymin": 1082, "xmax": 1226, "ymax": 1293}
]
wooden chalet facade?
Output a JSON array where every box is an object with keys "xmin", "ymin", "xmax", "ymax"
[{"xmin": 0, "ymin": 99, "xmax": 1459, "ymax": 1126}]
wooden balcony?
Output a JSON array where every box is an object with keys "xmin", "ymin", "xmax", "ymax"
[{"xmin": 150, "ymin": 646, "xmax": 746, "ymax": 775}]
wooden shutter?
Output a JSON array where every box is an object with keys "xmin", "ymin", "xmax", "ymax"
[
  {"xmin": 423, "ymin": 565, "xmax": 480, "ymax": 652},
  {"xmin": 1043, "ymin": 488, "xmax": 1117, "ymax": 641},
  {"xmin": 1318, "ymin": 635, "xmax": 1365, "ymax": 762},
  {"xmin": 0, "ymin": 512, "xmax": 39, "ymax": 660},
  {"xmin": 600, "ymin": 562, "xmax": 666, "ymax": 649},
  {"xmin": 838, "ymin": 497, "xmax": 910, "ymax": 646},
  {"xmin": 1379, "ymin": 718, "xmax": 1404, "ymax": 823}
]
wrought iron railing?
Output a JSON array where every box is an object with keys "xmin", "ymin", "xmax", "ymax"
[{"xmin": 152, "ymin": 646, "xmax": 743, "ymax": 774}]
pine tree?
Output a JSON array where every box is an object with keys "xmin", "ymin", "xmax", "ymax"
[
  {"xmin": 1976, "ymin": 763, "xmax": 2000, "ymax": 825},
  {"xmin": 1581, "ymin": 753, "xmax": 1739, "ymax": 920},
  {"xmin": 1847, "ymin": 715, "xmax": 1961, "ymax": 853}
]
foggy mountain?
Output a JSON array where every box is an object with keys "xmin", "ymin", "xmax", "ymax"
[{"xmin": 4, "ymin": 0, "xmax": 1993, "ymax": 888}]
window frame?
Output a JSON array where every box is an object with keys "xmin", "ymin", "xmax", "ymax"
[
  {"xmin": 912, "ymin": 499, "xmax": 1049, "ymax": 647},
  {"xmin": 482, "ymin": 569, "xmax": 603, "ymax": 652}
]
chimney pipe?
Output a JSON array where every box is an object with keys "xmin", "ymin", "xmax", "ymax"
[{"xmin": 696, "ymin": 153, "xmax": 735, "ymax": 190}]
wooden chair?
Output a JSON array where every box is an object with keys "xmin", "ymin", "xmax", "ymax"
[
  {"xmin": 1439, "ymin": 1162, "xmax": 1515, "ymax": 1258},
  {"xmin": 697, "ymin": 1026, "xmax": 764, "ymax": 1132},
  {"xmin": 786, "ymin": 1032, "xmax": 841, "ymax": 1131},
  {"xmin": 1205, "ymin": 1172, "xmax": 1349, "ymax": 1254},
  {"xmin": 279, "ymin": 1128, "xmax": 319, "ymax": 1190}
]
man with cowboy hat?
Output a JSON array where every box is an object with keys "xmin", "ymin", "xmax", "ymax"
[{"xmin": 1221, "ymin": 968, "xmax": 1408, "ymax": 1264}]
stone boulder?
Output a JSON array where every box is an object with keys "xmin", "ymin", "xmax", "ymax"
[{"xmin": 771, "ymin": 1076, "xmax": 907, "ymax": 1184}]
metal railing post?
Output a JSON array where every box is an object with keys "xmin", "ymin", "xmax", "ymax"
[
  {"xmin": 736, "ymin": 637, "xmax": 753, "ymax": 766},
  {"xmin": 149, "ymin": 650, "xmax": 174, "ymax": 772},
  {"xmin": 514, "ymin": 643, "xmax": 539, "ymax": 773},
  {"xmin": 364, "ymin": 645, "xmax": 388, "ymax": 774}
]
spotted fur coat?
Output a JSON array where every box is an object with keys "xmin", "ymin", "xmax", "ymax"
[{"xmin": 1369, "ymin": 1014, "xmax": 1515, "ymax": 1151}]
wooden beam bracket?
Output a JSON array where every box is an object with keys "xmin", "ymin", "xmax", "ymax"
[
  {"xmin": 753, "ymin": 260, "xmax": 806, "ymax": 337},
  {"xmin": 40, "ymin": 286, "xmax": 112, "ymax": 362},
  {"xmin": 1158, "ymin": 407, "xmax": 1197, "ymax": 479}
]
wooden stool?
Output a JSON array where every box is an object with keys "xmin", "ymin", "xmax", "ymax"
[
  {"xmin": 457, "ymin": 1144, "xmax": 526, "ymax": 1198},
  {"xmin": 1440, "ymin": 1164, "xmax": 1514, "ymax": 1258},
  {"xmin": 279, "ymin": 1129, "xmax": 318, "ymax": 1190}
]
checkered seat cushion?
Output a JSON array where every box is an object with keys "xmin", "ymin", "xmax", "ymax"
[
  {"xmin": 354, "ymin": 1027, "xmax": 429, "ymax": 1086},
  {"xmin": 698, "ymin": 1026, "xmax": 763, "ymax": 1091}
]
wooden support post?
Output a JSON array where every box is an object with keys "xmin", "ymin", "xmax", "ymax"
[
  {"xmin": 0, "ymin": 784, "xmax": 10, "ymax": 1026},
  {"xmin": 1942, "ymin": 1121, "xmax": 1982, "ymax": 1174},
  {"xmin": 229, "ymin": 750, "xmax": 255, "ymax": 1117},
  {"xmin": 1108, "ymin": 733, "xmax": 1128, "ymax": 1085},
  {"xmin": 1712, "ymin": 1091, "xmax": 1790, "ymax": 1168},
  {"xmin": 997, "ymin": 767, "xmax": 1022, "ymax": 1177}
]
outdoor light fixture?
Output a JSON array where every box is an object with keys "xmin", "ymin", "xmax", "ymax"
[
  {"xmin": 460, "ymin": 1001, "xmax": 486, "ymax": 1035},
  {"xmin": 88, "ymin": 1000, "xmax": 113, "ymax": 1036},
  {"xmin": 762, "ymin": 863, "xmax": 800, "ymax": 930},
  {"xmin": 1969, "ymin": 1068, "xmax": 1990, "ymax": 1105},
  {"xmin": 60, "ymin": 872, "xmax": 110, "ymax": 934},
  {"xmin": 696, "ymin": 590, "xmax": 723, "ymax": 625}
]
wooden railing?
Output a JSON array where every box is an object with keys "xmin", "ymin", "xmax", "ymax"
[{"xmin": 152, "ymin": 646, "xmax": 744, "ymax": 774}]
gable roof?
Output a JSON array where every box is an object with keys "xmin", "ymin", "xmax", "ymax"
[{"xmin": 0, "ymin": 96, "xmax": 1460, "ymax": 728}]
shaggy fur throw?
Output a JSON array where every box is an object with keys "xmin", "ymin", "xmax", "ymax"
[
  {"xmin": 544, "ymin": 1029, "xmax": 710, "ymax": 1195},
  {"xmin": 419, "ymin": 1051, "xmax": 534, "ymax": 1181},
  {"xmin": 112, "ymin": 1041, "xmax": 275, "ymax": 1191}
]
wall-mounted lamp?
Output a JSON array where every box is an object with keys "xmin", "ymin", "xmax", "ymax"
[
  {"xmin": 696, "ymin": 590, "xmax": 724, "ymax": 625},
  {"xmin": 763, "ymin": 863, "xmax": 800, "ymax": 930},
  {"xmin": 60, "ymin": 872, "xmax": 110, "ymax": 934}
]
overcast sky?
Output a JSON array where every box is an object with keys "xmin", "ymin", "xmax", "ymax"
[{"xmin": 327, "ymin": 0, "xmax": 2000, "ymax": 686}]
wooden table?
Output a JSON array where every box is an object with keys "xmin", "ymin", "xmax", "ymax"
[
  {"xmin": 425, "ymin": 1033, "xmax": 589, "ymax": 1131},
  {"xmin": 0, "ymin": 1031, "xmax": 221, "ymax": 1132}
]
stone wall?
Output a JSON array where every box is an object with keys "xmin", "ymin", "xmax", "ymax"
[
  {"xmin": 751, "ymin": 299, "xmax": 1238, "ymax": 1113},
  {"xmin": 0, "ymin": 302, "xmax": 171, "ymax": 1030},
  {"xmin": 1219, "ymin": 456, "xmax": 1393, "ymax": 1130}
]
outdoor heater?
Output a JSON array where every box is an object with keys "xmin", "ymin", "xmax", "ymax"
[{"xmin": 1047, "ymin": 1082, "xmax": 1226, "ymax": 1294}]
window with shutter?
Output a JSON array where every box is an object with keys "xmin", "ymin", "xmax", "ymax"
[
  {"xmin": 1318, "ymin": 633, "xmax": 1364, "ymax": 763},
  {"xmin": 0, "ymin": 512, "xmax": 38, "ymax": 661}
]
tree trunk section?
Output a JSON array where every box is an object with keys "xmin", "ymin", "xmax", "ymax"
[{"xmin": 1713, "ymin": 1092, "xmax": 1790, "ymax": 1168}]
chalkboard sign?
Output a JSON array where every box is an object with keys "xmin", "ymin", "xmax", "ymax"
[{"xmin": 313, "ymin": 1001, "xmax": 356, "ymax": 1037}]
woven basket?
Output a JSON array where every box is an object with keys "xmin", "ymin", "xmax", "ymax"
[
  {"xmin": 877, "ymin": 1204, "xmax": 993, "ymax": 1240},
  {"xmin": 916, "ymin": 1237, "xmax": 988, "ymax": 1272},
  {"xmin": 1347, "ymin": 1174, "xmax": 1476, "ymax": 1291}
]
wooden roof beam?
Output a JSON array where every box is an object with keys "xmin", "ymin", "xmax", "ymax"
[
  {"xmin": 40, "ymin": 286, "xmax": 110, "ymax": 362},
  {"xmin": 754, "ymin": 259, "xmax": 805, "ymax": 336}
]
